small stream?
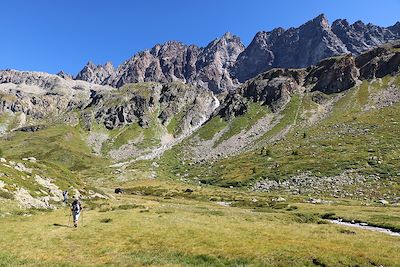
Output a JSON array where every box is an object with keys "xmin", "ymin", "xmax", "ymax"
[{"xmin": 328, "ymin": 219, "xmax": 400, "ymax": 237}]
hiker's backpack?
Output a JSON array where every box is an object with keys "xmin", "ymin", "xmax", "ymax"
[{"xmin": 72, "ymin": 200, "xmax": 81, "ymax": 212}]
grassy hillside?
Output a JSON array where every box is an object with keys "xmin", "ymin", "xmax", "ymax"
[
  {"xmin": 0, "ymin": 124, "xmax": 111, "ymax": 195},
  {"xmin": 153, "ymin": 75, "xmax": 400, "ymax": 196}
]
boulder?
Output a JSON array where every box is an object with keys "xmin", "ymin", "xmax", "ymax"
[{"xmin": 114, "ymin": 188, "xmax": 124, "ymax": 194}]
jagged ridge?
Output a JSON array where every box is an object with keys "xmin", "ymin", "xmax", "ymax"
[{"xmin": 73, "ymin": 14, "xmax": 400, "ymax": 91}]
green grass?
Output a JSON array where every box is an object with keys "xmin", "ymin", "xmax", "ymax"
[
  {"xmin": 258, "ymin": 94, "xmax": 301, "ymax": 142},
  {"xmin": 101, "ymin": 110, "xmax": 164, "ymax": 156},
  {"xmin": 109, "ymin": 124, "xmax": 143, "ymax": 149},
  {"xmin": 0, "ymin": 124, "xmax": 111, "ymax": 193},
  {"xmin": 395, "ymin": 75, "xmax": 400, "ymax": 87},
  {"xmin": 216, "ymin": 102, "xmax": 268, "ymax": 145},
  {"xmin": 0, "ymin": 180, "xmax": 399, "ymax": 267},
  {"xmin": 356, "ymin": 81, "xmax": 369, "ymax": 106},
  {"xmin": 167, "ymin": 110, "xmax": 186, "ymax": 136},
  {"xmin": 196, "ymin": 116, "xmax": 228, "ymax": 141},
  {"xmin": 370, "ymin": 76, "xmax": 393, "ymax": 92}
]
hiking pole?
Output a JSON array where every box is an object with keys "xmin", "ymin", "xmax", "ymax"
[
  {"xmin": 81, "ymin": 210, "xmax": 84, "ymax": 227},
  {"xmin": 67, "ymin": 209, "xmax": 71, "ymax": 227}
]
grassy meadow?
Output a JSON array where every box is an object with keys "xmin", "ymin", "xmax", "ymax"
[{"xmin": 0, "ymin": 179, "xmax": 399, "ymax": 267}]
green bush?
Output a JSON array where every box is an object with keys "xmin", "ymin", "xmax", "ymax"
[{"xmin": 0, "ymin": 190, "xmax": 14, "ymax": 200}]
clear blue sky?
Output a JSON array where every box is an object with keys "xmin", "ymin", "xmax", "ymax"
[{"xmin": 1, "ymin": 0, "xmax": 399, "ymax": 75}]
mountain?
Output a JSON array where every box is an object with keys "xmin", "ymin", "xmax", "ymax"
[
  {"xmin": 75, "ymin": 61, "xmax": 116, "ymax": 85},
  {"xmin": 75, "ymin": 33, "xmax": 244, "ymax": 93},
  {"xmin": 331, "ymin": 19, "xmax": 399, "ymax": 54},
  {"xmin": 233, "ymin": 14, "xmax": 400, "ymax": 82},
  {"xmin": 232, "ymin": 14, "xmax": 349, "ymax": 82},
  {"xmin": 0, "ymin": 38, "xmax": 400, "ymax": 208},
  {"xmin": 1, "ymin": 40, "xmax": 399, "ymax": 157},
  {"xmin": 75, "ymin": 14, "xmax": 400, "ymax": 92}
]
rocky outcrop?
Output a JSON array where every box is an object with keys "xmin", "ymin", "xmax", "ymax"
[
  {"xmin": 90, "ymin": 83, "xmax": 161, "ymax": 129},
  {"xmin": 232, "ymin": 14, "xmax": 349, "ymax": 82},
  {"xmin": 0, "ymin": 70, "xmax": 112, "ymax": 124},
  {"xmin": 356, "ymin": 41, "xmax": 400, "ymax": 79},
  {"xmin": 87, "ymin": 82, "xmax": 218, "ymax": 132},
  {"xmin": 75, "ymin": 61, "xmax": 116, "ymax": 85},
  {"xmin": 219, "ymin": 41, "xmax": 400, "ymax": 120},
  {"xmin": 332, "ymin": 19, "xmax": 400, "ymax": 54},
  {"xmin": 56, "ymin": 71, "xmax": 73, "ymax": 80},
  {"xmin": 110, "ymin": 33, "xmax": 244, "ymax": 93},
  {"xmin": 193, "ymin": 32, "xmax": 244, "ymax": 92},
  {"xmin": 242, "ymin": 68, "xmax": 306, "ymax": 109},
  {"xmin": 73, "ymin": 15, "xmax": 399, "ymax": 92},
  {"xmin": 306, "ymin": 55, "xmax": 359, "ymax": 93},
  {"xmin": 111, "ymin": 42, "xmax": 199, "ymax": 87}
]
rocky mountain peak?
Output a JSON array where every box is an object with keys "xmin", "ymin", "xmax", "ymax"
[
  {"xmin": 85, "ymin": 60, "xmax": 97, "ymax": 69},
  {"xmin": 104, "ymin": 62, "xmax": 114, "ymax": 71},
  {"xmin": 389, "ymin": 21, "xmax": 400, "ymax": 34},
  {"xmin": 218, "ymin": 32, "xmax": 242, "ymax": 45},
  {"xmin": 193, "ymin": 33, "xmax": 244, "ymax": 93},
  {"xmin": 202, "ymin": 33, "xmax": 244, "ymax": 62},
  {"xmin": 73, "ymin": 15, "xmax": 400, "ymax": 92},
  {"xmin": 56, "ymin": 70, "xmax": 73, "ymax": 80},
  {"xmin": 232, "ymin": 14, "xmax": 348, "ymax": 82},
  {"xmin": 76, "ymin": 61, "xmax": 116, "ymax": 85},
  {"xmin": 310, "ymin": 13, "xmax": 330, "ymax": 28},
  {"xmin": 353, "ymin": 20, "xmax": 367, "ymax": 31},
  {"xmin": 332, "ymin": 19, "xmax": 349, "ymax": 28},
  {"xmin": 221, "ymin": 31, "xmax": 233, "ymax": 40}
]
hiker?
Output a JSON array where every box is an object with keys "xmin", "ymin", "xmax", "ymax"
[
  {"xmin": 62, "ymin": 190, "xmax": 68, "ymax": 203},
  {"xmin": 71, "ymin": 197, "xmax": 83, "ymax": 228}
]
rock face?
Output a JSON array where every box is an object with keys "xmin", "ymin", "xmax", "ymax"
[
  {"xmin": 111, "ymin": 42, "xmax": 199, "ymax": 87},
  {"xmin": 332, "ymin": 19, "xmax": 400, "ymax": 54},
  {"xmin": 306, "ymin": 55, "xmax": 359, "ymax": 94},
  {"xmin": 75, "ymin": 61, "xmax": 116, "ymax": 85},
  {"xmin": 109, "ymin": 33, "xmax": 244, "ymax": 93},
  {"xmin": 56, "ymin": 71, "xmax": 73, "ymax": 80},
  {"xmin": 193, "ymin": 32, "xmax": 244, "ymax": 92},
  {"xmin": 85, "ymin": 82, "xmax": 218, "ymax": 132},
  {"xmin": 233, "ymin": 14, "xmax": 400, "ymax": 83},
  {"xmin": 74, "ymin": 14, "xmax": 399, "ymax": 91},
  {"xmin": 356, "ymin": 42, "xmax": 400, "ymax": 79},
  {"xmin": 0, "ymin": 70, "xmax": 112, "ymax": 121},
  {"xmin": 1, "ymin": 41, "xmax": 399, "ymax": 131},
  {"xmin": 219, "ymin": 40, "xmax": 400, "ymax": 120},
  {"xmin": 232, "ymin": 14, "xmax": 349, "ymax": 82}
]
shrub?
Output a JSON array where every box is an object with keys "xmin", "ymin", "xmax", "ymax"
[
  {"xmin": 0, "ymin": 190, "xmax": 14, "ymax": 200},
  {"xmin": 100, "ymin": 218, "xmax": 112, "ymax": 223},
  {"xmin": 320, "ymin": 212, "xmax": 336, "ymax": 219}
]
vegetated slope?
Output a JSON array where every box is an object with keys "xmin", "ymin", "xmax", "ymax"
[
  {"xmin": 151, "ymin": 42, "xmax": 400, "ymax": 201},
  {"xmin": 0, "ymin": 124, "xmax": 109, "ymax": 208},
  {"xmin": 0, "ymin": 75, "xmax": 220, "ymax": 207}
]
